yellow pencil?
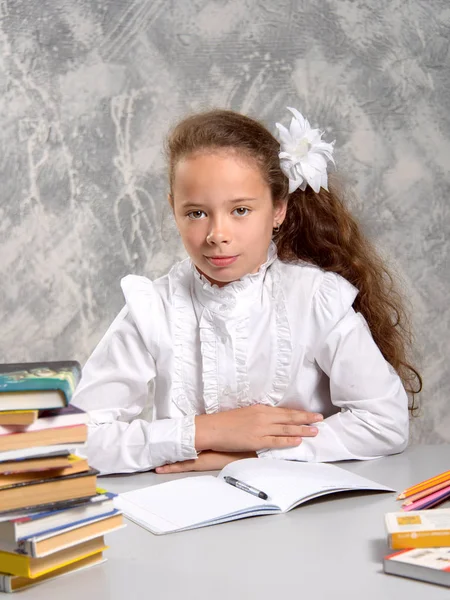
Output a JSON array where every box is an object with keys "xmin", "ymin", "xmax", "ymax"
[
  {"xmin": 402, "ymin": 478, "xmax": 450, "ymax": 505},
  {"xmin": 397, "ymin": 469, "xmax": 450, "ymax": 500}
]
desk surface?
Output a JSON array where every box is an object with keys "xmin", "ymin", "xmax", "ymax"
[{"xmin": 24, "ymin": 445, "xmax": 450, "ymax": 599}]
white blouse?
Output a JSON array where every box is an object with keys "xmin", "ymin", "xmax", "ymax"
[{"xmin": 73, "ymin": 243, "xmax": 409, "ymax": 475}]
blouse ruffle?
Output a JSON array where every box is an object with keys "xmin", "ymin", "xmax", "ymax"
[
  {"xmin": 262, "ymin": 261, "xmax": 293, "ymax": 406},
  {"xmin": 190, "ymin": 241, "xmax": 278, "ymax": 315}
]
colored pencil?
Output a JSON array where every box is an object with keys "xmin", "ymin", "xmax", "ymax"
[
  {"xmin": 402, "ymin": 478, "xmax": 450, "ymax": 506},
  {"xmin": 402, "ymin": 485, "xmax": 450, "ymax": 512},
  {"xmin": 408, "ymin": 487, "xmax": 450, "ymax": 511},
  {"xmin": 396, "ymin": 469, "xmax": 450, "ymax": 500}
]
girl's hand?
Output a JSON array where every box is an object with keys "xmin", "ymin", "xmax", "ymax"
[
  {"xmin": 155, "ymin": 451, "xmax": 256, "ymax": 474},
  {"xmin": 195, "ymin": 404, "xmax": 323, "ymax": 453}
]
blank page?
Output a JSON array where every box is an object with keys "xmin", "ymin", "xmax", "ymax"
[
  {"xmin": 220, "ymin": 458, "xmax": 393, "ymax": 512},
  {"xmin": 115, "ymin": 475, "xmax": 278, "ymax": 534}
]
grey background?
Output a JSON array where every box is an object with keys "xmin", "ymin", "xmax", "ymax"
[{"xmin": 0, "ymin": 0, "xmax": 448, "ymax": 444}]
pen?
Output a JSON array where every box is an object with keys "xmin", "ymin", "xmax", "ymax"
[{"xmin": 223, "ymin": 476, "xmax": 269, "ymax": 500}]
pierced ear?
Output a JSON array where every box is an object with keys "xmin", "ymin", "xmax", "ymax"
[{"xmin": 273, "ymin": 198, "xmax": 288, "ymax": 225}]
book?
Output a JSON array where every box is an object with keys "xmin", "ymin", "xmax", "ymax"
[
  {"xmin": 0, "ymin": 492, "xmax": 116, "ymax": 540},
  {"xmin": 0, "ymin": 405, "xmax": 88, "ymax": 436},
  {"xmin": 384, "ymin": 547, "xmax": 450, "ymax": 587},
  {"xmin": 0, "ymin": 443, "xmax": 86, "ymax": 462},
  {"xmin": 0, "ymin": 424, "xmax": 87, "ymax": 452},
  {"xmin": 385, "ymin": 508, "xmax": 450, "ymax": 549},
  {"xmin": 0, "ymin": 468, "xmax": 98, "ymax": 512},
  {"xmin": 0, "ymin": 455, "xmax": 89, "ymax": 488},
  {"xmin": 0, "ymin": 551, "xmax": 106, "ymax": 593},
  {"xmin": 0, "ymin": 411, "xmax": 38, "ymax": 426},
  {"xmin": 0, "ymin": 490, "xmax": 107, "ymax": 519},
  {"xmin": 0, "ymin": 453, "xmax": 80, "ymax": 475},
  {"xmin": 0, "ymin": 511, "xmax": 125, "ymax": 557},
  {"xmin": 115, "ymin": 457, "xmax": 393, "ymax": 535},
  {"xmin": 0, "ymin": 535, "xmax": 107, "ymax": 578},
  {"xmin": 0, "ymin": 362, "xmax": 81, "ymax": 410}
]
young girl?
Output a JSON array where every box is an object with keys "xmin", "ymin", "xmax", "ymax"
[{"xmin": 73, "ymin": 107, "xmax": 421, "ymax": 475}]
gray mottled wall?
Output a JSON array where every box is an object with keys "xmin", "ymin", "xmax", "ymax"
[{"xmin": 1, "ymin": 0, "xmax": 449, "ymax": 444}]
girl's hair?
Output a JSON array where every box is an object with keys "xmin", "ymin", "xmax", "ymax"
[{"xmin": 166, "ymin": 109, "xmax": 422, "ymax": 410}]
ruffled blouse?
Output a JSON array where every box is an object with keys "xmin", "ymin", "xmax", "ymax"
[{"xmin": 73, "ymin": 243, "xmax": 409, "ymax": 474}]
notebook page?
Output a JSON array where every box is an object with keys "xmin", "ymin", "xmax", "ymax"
[
  {"xmin": 115, "ymin": 475, "xmax": 278, "ymax": 534},
  {"xmin": 220, "ymin": 458, "xmax": 393, "ymax": 512}
]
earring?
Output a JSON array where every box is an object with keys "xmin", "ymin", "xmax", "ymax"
[{"xmin": 273, "ymin": 223, "xmax": 281, "ymax": 233}]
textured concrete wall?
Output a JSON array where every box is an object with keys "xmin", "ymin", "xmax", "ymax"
[{"xmin": 1, "ymin": 1, "xmax": 449, "ymax": 443}]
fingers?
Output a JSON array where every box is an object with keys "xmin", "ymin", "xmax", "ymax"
[
  {"xmin": 264, "ymin": 436, "xmax": 303, "ymax": 448},
  {"xmin": 155, "ymin": 460, "xmax": 196, "ymax": 474},
  {"xmin": 262, "ymin": 424, "xmax": 319, "ymax": 449},
  {"xmin": 269, "ymin": 424, "xmax": 319, "ymax": 438},
  {"xmin": 270, "ymin": 408, "xmax": 323, "ymax": 425}
]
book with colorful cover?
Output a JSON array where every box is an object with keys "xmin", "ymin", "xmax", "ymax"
[
  {"xmin": 384, "ymin": 547, "xmax": 450, "ymax": 587},
  {"xmin": 0, "ymin": 362, "xmax": 81, "ymax": 410},
  {"xmin": 385, "ymin": 508, "xmax": 450, "ymax": 549}
]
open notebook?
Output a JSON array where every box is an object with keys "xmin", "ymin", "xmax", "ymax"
[{"xmin": 115, "ymin": 458, "xmax": 393, "ymax": 534}]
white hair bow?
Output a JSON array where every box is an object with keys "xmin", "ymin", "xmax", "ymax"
[{"xmin": 276, "ymin": 107, "xmax": 335, "ymax": 194}]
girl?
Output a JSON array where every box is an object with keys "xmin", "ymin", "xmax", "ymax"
[{"xmin": 73, "ymin": 107, "xmax": 421, "ymax": 475}]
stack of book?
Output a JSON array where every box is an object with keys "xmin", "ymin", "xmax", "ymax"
[
  {"xmin": 0, "ymin": 362, "xmax": 124, "ymax": 593},
  {"xmin": 383, "ymin": 470, "xmax": 450, "ymax": 589}
]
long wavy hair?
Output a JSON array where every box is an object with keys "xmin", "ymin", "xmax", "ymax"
[{"xmin": 166, "ymin": 109, "xmax": 422, "ymax": 410}]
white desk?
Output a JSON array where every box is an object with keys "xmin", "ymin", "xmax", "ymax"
[{"xmin": 26, "ymin": 445, "xmax": 450, "ymax": 599}]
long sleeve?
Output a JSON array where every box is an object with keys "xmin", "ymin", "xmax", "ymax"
[
  {"xmin": 72, "ymin": 308, "xmax": 197, "ymax": 475},
  {"xmin": 259, "ymin": 271, "xmax": 409, "ymax": 462}
]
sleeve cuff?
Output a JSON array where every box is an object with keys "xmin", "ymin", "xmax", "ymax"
[
  {"xmin": 148, "ymin": 414, "xmax": 198, "ymax": 467},
  {"xmin": 257, "ymin": 444, "xmax": 313, "ymax": 462},
  {"xmin": 180, "ymin": 413, "xmax": 198, "ymax": 459}
]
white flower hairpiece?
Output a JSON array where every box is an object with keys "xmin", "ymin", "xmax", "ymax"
[{"xmin": 275, "ymin": 107, "xmax": 335, "ymax": 194}]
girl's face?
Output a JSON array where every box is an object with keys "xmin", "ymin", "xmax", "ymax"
[{"xmin": 171, "ymin": 151, "xmax": 287, "ymax": 287}]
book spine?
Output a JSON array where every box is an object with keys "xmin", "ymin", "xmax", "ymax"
[
  {"xmin": 0, "ymin": 550, "xmax": 28, "ymax": 577},
  {"xmin": 391, "ymin": 530, "xmax": 450, "ymax": 549}
]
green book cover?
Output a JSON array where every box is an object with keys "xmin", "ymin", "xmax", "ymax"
[{"xmin": 0, "ymin": 362, "xmax": 81, "ymax": 404}]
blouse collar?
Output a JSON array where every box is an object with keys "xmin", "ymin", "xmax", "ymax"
[{"xmin": 191, "ymin": 242, "xmax": 278, "ymax": 315}]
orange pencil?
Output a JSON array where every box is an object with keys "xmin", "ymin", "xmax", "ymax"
[
  {"xmin": 396, "ymin": 469, "xmax": 450, "ymax": 500},
  {"xmin": 397, "ymin": 471, "xmax": 450, "ymax": 500},
  {"xmin": 402, "ymin": 478, "xmax": 450, "ymax": 506}
]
